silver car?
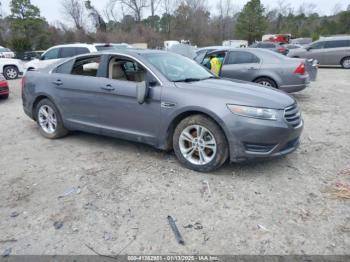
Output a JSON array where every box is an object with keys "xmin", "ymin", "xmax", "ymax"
[
  {"xmin": 22, "ymin": 50, "xmax": 303, "ymax": 172},
  {"xmin": 201, "ymin": 48, "xmax": 314, "ymax": 93},
  {"xmin": 287, "ymin": 36, "xmax": 350, "ymax": 69}
]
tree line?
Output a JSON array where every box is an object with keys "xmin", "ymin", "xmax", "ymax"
[{"xmin": 0, "ymin": 0, "xmax": 349, "ymax": 52}]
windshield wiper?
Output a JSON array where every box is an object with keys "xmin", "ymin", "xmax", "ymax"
[
  {"xmin": 201, "ymin": 76, "xmax": 220, "ymax": 80},
  {"xmin": 174, "ymin": 78, "xmax": 201, "ymax": 82}
]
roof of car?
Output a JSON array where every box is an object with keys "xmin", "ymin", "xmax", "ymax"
[{"xmin": 320, "ymin": 35, "xmax": 350, "ymax": 41}]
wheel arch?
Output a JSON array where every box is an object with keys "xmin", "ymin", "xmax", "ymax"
[
  {"xmin": 31, "ymin": 94, "xmax": 58, "ymax": 120},
  {"xmin": 253, "ymin": 75, "xmax": 279, "ymax": 88},
  {"xmin": 163, "ymin": 109, "xmax": 230, "ymax": 153}
]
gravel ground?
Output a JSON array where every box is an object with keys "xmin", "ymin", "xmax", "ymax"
[{"xmin": 0, "ymin": 68, "xmax": 349, "ymax": 256}]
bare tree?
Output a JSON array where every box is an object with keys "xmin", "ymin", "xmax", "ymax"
[
  {"xmin": 217, "ymin": 0, "xmax": 233, "ymax": 41},
  {"xmin": 118, "ymin": 0, "xmax": 148, "ymax": 22},
  {"xmin": 61, "ymin": 0, "xmax": 85, "ymax": 31},
  {"xmin": 150, "ymin": 0, "xmax": 161, "ymax": 17}
]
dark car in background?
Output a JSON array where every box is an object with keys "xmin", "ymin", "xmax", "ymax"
[
  {"xmin": 22, "ymin": 50, "xmax": 303, "ymax": 172},
  {"xmin": 250, "ymin": 42, "xmax": 288, "ymax": 55},
  {"xmin": 287, "ymin": 36, "xmax": 350, "ymax": 68},
  {"xmin": 199, "ymin": 48, "xmax": 315, "ymax": 93}
]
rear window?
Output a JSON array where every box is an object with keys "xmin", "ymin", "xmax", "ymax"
[
  {"xmin": 227, "ymin": 51, "xmax": 260, "ymax": 64},
  {"xmin": 60, "ymin": 47, "xmax": 76, "ymax": 58},
  {"xmin": 260, "ymin": 43, "xmax": 275, "ymax": 48},
  {"xmin": 325, "ymin": 40, "xmax": 350, "ymax": 49}
]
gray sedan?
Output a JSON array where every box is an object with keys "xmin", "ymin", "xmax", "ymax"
[
  {"xmin": 22, "ymin": 50, "xmax": 303, "ymax": 172},
  {"xmin": 200, "ymin": 48, "xmax": 315, "ymax": 93}
]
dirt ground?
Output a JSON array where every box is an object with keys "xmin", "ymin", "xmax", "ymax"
[{"xmin": 0, "ymin": 68, "xmax": 349, "ymax": 256}]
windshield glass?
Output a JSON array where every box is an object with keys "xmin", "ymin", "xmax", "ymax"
[
  {"xmin": 142, "ymin": 52, "xmax": 213, "ymax": 82},
  {"xmin": 0, "ymin": 48, "xmax": 10, "ymax": 52}
]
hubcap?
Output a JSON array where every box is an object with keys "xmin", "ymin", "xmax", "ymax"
[
  {"xmin": 179, "ymin": 125, "xmax": 217, "ymax": 166},
  {"xmin": 343, "ymin": 59, "xmax": 350, "ymax": 69},
  {"xmin": 258, "ymin": 81, "xmax": 272, "ymax": 87},
  {"xmin": 6, "ymin": 68, "xmax": 17, "ymax": 79},
  {"xmin": 38, "ymin": 105, "xmax": 57, "ymax": 134}
]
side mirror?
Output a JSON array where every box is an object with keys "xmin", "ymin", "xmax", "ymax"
[
  {"xmin": 306, "ymin": 46, "xmax": 311, "ymax": 51},
  {"xmin": 136, "ymin": 81, "xmax": 148, "ymax": 104}
]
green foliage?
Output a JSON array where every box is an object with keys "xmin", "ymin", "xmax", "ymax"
[
  {"xmin": 8, "ymin": 0, "xmax": 50, "ymax": 52},
  {"xmin": 236, "ymin": 0, "xmax": 268, "ymax": 44}
]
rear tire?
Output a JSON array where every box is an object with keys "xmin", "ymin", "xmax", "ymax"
[
  {"xmin": 35, "ymin": 99, "xmax": 68, "ymax": 139},
  {"xmin": 173, "ymin": 115, "xmax": 228, "ymax": 172},
  {"xmin": 341, "ymin": 57, "xmax": 350, "ymax": 69},
  {"xmin": 4, "ymin": 66, "xmax": 19, "ymax": 80},
  {"xmin": 254, "ymin": 77, "xmax": 277, "ymax": 88}
]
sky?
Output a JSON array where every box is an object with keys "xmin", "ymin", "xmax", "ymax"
[{"xmin": 0, "ymin": 0, "xmax": 349, "ymax": 24}]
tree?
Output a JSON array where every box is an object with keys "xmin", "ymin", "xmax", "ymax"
[
  {"xmin": 9, "ymin": 0, "xmax": 49, "ymax": 51},
  {"xmin": 61, "ymin": 0, "xmax": 85, "ymax": 31},
  {"xmin": 235, "ymin": 0, "xmax": 267, "ymax": 44},
  {"xmin": 119, "ymin": 0, "xmax": 148, "ymax": 22}
]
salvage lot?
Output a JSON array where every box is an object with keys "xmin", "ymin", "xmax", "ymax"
[{"xmin": 0, "ymin": 68, "xmax": 349, "ymax": 255}]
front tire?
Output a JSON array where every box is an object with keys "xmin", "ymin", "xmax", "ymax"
[
  {"xmin": 4, "ymin": 66, "xmax": 19, "ymax": 80},
  {"xmin": 254, "ymin": 77, "xmax": 277, "ymax": 88},
  {"xmin": 35, "ymin": 99, "xmax": 68, "ymax": 139},
  {"xmin": 173, "ymin": 115, "xmax": 228, "ymax": 172},
  {"xmin": 341, "ymin": 57, "xmax": 350, "ymax": 69}
]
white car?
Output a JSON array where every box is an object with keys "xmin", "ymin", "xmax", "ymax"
[
  {"xmin": 0, "ymin": 46, "xmax": 16, "ymax": 59},
  {"xmin": 25, "ymin": 43, "xmax": 99, "ymax": 71},
  {"xmin": 0, "ymin": 59, "xmax": 24, "ymax": 80}
]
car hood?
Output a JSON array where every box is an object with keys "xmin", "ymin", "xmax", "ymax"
[{"xmin": 175, "ymin": 78, "xmax": 296, "ymax": 109}]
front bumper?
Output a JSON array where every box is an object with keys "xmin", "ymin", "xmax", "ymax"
[
  {"xmin": 224, "ymin": 114, "xmax": 303, "ymax": 163},
  {"xmin": 0, "ymin": 84, "xmax": 9, "ymax": 96}
]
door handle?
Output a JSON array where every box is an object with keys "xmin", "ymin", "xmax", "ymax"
[
  {"xmin": 52, "ymin": 79, "xmax": 63, "ymax": 86},
  {"xmin": 101, "ymin": 84, "xmax": 115, "ymax": 91},
  {"xmin": 248, "ymin": 67, "xmax": 257, "ymax": 70}
]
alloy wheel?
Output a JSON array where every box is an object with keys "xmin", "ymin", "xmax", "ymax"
[
  {"xmin": 38, "ymin": 105, "xmax": 57, "ymax": 134},
  {"xmin": 5, "ymin": 67, "xmax": 18, "ymax": 79},
  {"xmin": 343, "ymin": 58, "xmax": 350, "ymax": 69},
  {"xmin": 179, "ymin": 125, "xmax": 217, "ymax": 165},
  {"xmin": 258, "ymin": 80, "xmax": 272, "ymax": 87}
]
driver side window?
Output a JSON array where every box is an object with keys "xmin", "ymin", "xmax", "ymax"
[
  {"xmin": 42, "ymin": 48, "xmax": 60, "ymax": 60},
  {"xmin": 109, "ymin": 57, "xmax": 146, "ymax": 83},
  {"xmin": 310, "ymin": 42, "xmax": 325, "ymax": 50}
]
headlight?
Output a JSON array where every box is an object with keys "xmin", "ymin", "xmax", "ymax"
[{"xmin": 227, "ymin": 104, "xmax": 279, "ymax": 120}]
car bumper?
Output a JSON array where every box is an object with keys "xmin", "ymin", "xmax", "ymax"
[
  {"xmin": 0, "ymin": 84, "xmax": 9, "ymax": 96},
  {"xmin": 280, "ymin": 74, "xmax": 310, "ymax": 93},
  {"xmin": 224, "ymin": 115, "xmax": 303, "ymax": 162}
]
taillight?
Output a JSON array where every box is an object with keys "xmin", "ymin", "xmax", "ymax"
[
  {"xmin": 294, "ymin": 63, "xmax": 305, "ymax": 75},
  {"xmin": 277, "ymin": 47, "xmax": 286, "ymax": 53}
]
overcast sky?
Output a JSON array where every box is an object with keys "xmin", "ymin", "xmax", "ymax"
[{"xmin": 1, "ymin": 0, "xmax": 349, "ymax": 24}]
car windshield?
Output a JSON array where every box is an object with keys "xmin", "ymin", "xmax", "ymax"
[
  {"xmin": 142, "ymin": 52, "xmax": 213, "ymax": 82},
  {"xmin": 0, "ymin": 48, "xmax": 10, "ymax": 52}
]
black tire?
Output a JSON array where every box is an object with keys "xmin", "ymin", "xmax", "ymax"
[
  {"xmin": 173, "ymin": 115, "xmax": 229, "ymax": 172},
  {"xmin": 254, "ymin": 77, "xmax": 277, "ymax": 88},
  {"xmin": 3, "ymin": 65, "xmax": 19, "ymax": 80},
  {"xmin": 341, "ymin": 57, "xmax": 350, "ymax": 69},
  {"xmin": 0, "ymin": 94, "xmax": 9, "ymax": 99},
  {"xmin": 35, "ymin": 99, "xmax": 68, "ymax": 139}
]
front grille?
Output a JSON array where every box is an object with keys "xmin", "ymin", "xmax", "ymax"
[
  {"xmin": 0, "ymin": 86, "xmax": 8, "ymax": 92},
  {"xmin": 284, "ymin": 104, "xmax": 302, "ymax": 128}
]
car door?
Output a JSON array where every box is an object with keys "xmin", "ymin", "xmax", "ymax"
[
  {"xmin": 220, "ymin": 51, "xmax": 261, "ymax": 81},
  {"xmin": 323, "ymin": 40, "xmax": 350, "ymax": 65},
  {"xmin": 50, "ymin": 55, "xmax": 108, "ymax": 133},
  {"xmin": 93, "ymin": 55, "xmax": 162, "ymax": 145},
  {"xmin": 304, "ymin": 41, "xmax": 326, "ymax": 64}
]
